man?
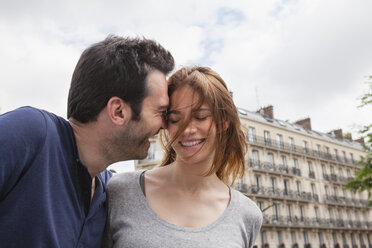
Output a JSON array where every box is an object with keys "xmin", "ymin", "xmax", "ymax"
[{"xmin": 0, "ymin": 35, "xmax": 174, "ymax": 247}]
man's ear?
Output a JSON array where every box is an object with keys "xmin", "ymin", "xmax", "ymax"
[{"xmin": 106, "ymin": 97, "xmax": 132, "ymax": 125}]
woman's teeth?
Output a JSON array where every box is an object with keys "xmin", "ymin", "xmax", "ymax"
[{"xmin": 181, "ymin": 140, "xmax": 204, "ymax": 147}]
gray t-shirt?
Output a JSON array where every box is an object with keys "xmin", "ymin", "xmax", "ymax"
[{"xmin": 102, "ymin": 170, "xmax": 262, "ymax": 248}]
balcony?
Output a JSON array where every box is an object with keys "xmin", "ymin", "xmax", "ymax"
[
  {"xmin": 246, "ymin": 135, "xmax": 357, "ymax": 165},
  {"xmin": 261, "ymin": 216, "xmax": 372, "ymax": 230},
  {"xmin": 244, "ymin": 185, "xmax": 315, "ymax": 202},
  {"xmin": 324, "ymin": 195, "xmax": 368, "ymax": 208},
  {"xmin": 291, "ymin": 167, "xmax": 302, "ymax": 176},
  {"xmin": 248, "ymin": 159, "xmax": 298, "ymax": 176}
]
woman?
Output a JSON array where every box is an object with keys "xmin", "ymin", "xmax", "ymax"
[{"xmin": 102, "ymin": 66, "xmax": 262, "ymax": 248}]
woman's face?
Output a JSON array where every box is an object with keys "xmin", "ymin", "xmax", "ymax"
[{"xmin": 167, "ymin": 86, "xmax": 217, "ymax": 165}]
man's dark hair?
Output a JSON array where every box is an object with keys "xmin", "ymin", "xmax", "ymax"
[{"xmin": 67, "ymin": 35, "xmax": 174, "ymax": 123}]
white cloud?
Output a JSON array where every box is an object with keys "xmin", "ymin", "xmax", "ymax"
[{"xmin": 0, "ymin": 0, "xmax": 371, "ymax": 139}]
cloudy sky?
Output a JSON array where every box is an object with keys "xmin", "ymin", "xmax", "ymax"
[{"xmin": 1, "ymin": 0, "xmax": 371, "ymax": 141}]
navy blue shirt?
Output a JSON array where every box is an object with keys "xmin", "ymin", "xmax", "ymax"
[{"xmin": 0, "ymin": 107, "xmax": 112, "ymax": 248}]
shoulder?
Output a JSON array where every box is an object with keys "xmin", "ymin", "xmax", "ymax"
[
  {"xmin": 107, "ymin": 170, "xmax": 143, "ymax": 193},
  {"xmin": 0, "ymin": 106, "xmax": 66, "ymax": 139},
  {"xmin": 231, "ymin": 188, "xmax": 263, "ymax": 223},
  {"xmin": 1, "ymin": 106, "xmax": 46, "ymax": 132},
  {"xmin": 0, "ymin": 107, "xmax": 53, "ymax": 153}
]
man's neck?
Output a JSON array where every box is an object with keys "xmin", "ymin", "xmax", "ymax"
[{"xmin": 69, "ymin": 118, "xmax": 107, "ymax": 178}]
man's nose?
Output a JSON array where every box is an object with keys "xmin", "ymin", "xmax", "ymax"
[{"xmin": 160, "ymin": 117, "xmax": 167, "ymax": 130}]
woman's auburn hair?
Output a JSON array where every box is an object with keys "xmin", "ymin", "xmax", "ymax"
[{"xmin": 159, "ymin": 66, "xmax": 247, "ymax": 185}]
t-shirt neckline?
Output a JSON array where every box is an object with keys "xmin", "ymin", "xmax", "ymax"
[{"xmin": 134, "ymin": 170, "xmax": 235, "ymax": 233}]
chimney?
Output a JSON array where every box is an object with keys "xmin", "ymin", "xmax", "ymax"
[
  {"xmin": 355, "ymin": 138, "xmax": 365, "ymax": 145},
  {"xmin": 294, "ymin": 118, "xmax": 312, "ymax": 130},
  {"xmin": 257, "ymin": 105, "xmax": 274, "ymax": 119},
  {"xmin": 328, "ymin": 129, "xmax": 343, "ymax": 140}
]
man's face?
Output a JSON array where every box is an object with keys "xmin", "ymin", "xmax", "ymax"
[{"xmin": 117, "ymin": 69, "xmax": 169, "ymax": 159}]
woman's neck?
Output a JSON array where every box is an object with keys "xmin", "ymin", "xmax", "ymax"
[{"xmin": 165, "ymin": 160, "xmax": 224, "ymax": 194}]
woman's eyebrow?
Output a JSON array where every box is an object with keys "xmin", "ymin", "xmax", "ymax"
[
  {"xmin": 168, "ymin": 110, "xmax": 181, "ymax": 115},
  {"xmin": 194, "ymin": 108, "xmax": 210, "ymax": 113}
]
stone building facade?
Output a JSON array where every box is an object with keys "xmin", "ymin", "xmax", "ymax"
[{"xmin": 135, "ymin": 105, "xmax": 371, "ymax": 248}]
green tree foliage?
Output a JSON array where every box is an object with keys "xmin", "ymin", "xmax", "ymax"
[{"xmin": 345, "ymin": 80, "xmax": 372, "ymax": 207}]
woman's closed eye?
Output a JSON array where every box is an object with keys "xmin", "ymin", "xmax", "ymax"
[{"xmin": 194, "ymin": 115, "xmax": 208, "ymax": 121}]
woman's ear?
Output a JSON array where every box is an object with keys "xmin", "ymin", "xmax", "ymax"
[
  {"xmin": 223, "ymin": 120, "xmax": 230, "ymax": 131},
  {"xmin": 106, "ymin": 97, "xmax": 132, "ymax": 125}
]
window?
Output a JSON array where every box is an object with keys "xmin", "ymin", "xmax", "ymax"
[
  {"xmin": 264, "ymin": 131, "xmax": 271, "ymax": 146},
  {"xmin": 351, "ymin": 233, "xmax": 357, "ymax": 246},
  {"xmin": 291, "ymin": 231, "xmax": 297, "ymax": 244},
  {"xmin": 280, "ymin": 156, "xmax": 288, "ymax": 172},
  {"xmin": 274, "ymin": 203, "xmax": 279, "ymax": 221},
  {"xmin": 236, "ymin": 177, "xmax": 244, "ymax": 189},
  {"xmin": 308, "ymin": 162, "xmax": 315, "ymax": 178},
  {"xmin": 350, "ymin": 153, "xmax": 354, "ymax": 164},
  {"xmin": 354, "ymin": 211, "xmax": 359, "ymax": 221},
  {"xmin": 252, "ymin": 150, "xmax": 259, "ymax": 167},
  {"xmin": 334, "ymin": 149, "xmax": 339, "ymax": 161},
  {"xmin": 303, "ymin": 140, "xmax": 309, "ymax": 154},
  {"xmin": 296, "ymin": 181, "xmax": 301, "ymax": 194},
  {"xmin": 292, "ymin": 158, "xmax": 300, "ymax": 176},
  {"xmin": 328, "ymin": 208, "xmax": 334, "ymax": 222},
  {"xmin": 338, "ymin": 168, "xmax": 343, "ymax": 177},
  {"xmin": 311, "ymin": 184, "xmax": 316, "ymax": 198},
  {"xmin": 303, "ymin": 231, "xmax": 309, "ymax": 244},
  {"xmin": 281, "ymin": 156, "xmax": 287, "ymax": 167},
  {"xmin": 276, "ymin": 134, "xmax": 284, "ymax": 149},
  {"xmin": 342, "ymin": 233, "xmax": 347, "ymax": 246},
  {"xmin": 255, "ymin": 175, "xmax": 261, "ymax": 190},
  {"xmin": 299, "ymin": 205, "xmax": 304, "ymax": 221},
  {"xmin": 287, "ymin": 204, "xmax": 292, "ymax": 220},
  {"xmin": 289, "ymin": 137, "xmax": 295, "ymax": 151},
  {"xmin": 248, "ymin": 127, "xmax": 256, "ymax": 142},
  {"xmin": 267, "ymin": 153, "xmax": 274, "ymax": 169},
  {"xmin": 261, "ymin": 230, "xmax": 268, "ymax": 247},
  {"xmin": 360, "ymin": 234, "xmax": 365, "ymax": 246},
  {"xmin": 277, "ymin": 231, "xmax": 283, "ymax": 243},
  {"xmin": 314, "ymin": 207, "xmax": 319, "ymax": 222},
  {"xmin": 257, "ymin": 201, "xmax": 263, "ymax": 211},
  {"xmin": 332, "ymin": 233, "xmax": 338, "ymax": 246},
  {"xmin": 318, "ymin": 232, "xmax": 324, "ymax": 246},
  {"xmin": 293, "ymin": 158, "xmax": 299, "ymax": 169},
  {"xmin": 325, "ymin": 186, "xmax": 329, "ymax": 197},
  {"xmin": 322, "ymin": 164, "xmax": 328, "ymax": 179},
  {"xmin": 342, "ymin": 151, "xmax": 347, "ymax": 163},
  {"xmin": 284, "ymin": 179, "xmax": 289, "ymax": 195},
  {"xmin": 336, "ymin": 209, "xmax": 341, "ymax": 220},
  {"xmin": 325, "ymin": 146, "xmax": 330, "ymax": 157},
  {"xmin": 271, "ymin": 177, "xmax": 276, "ymax": 194},
  {"xmin": 317, "ymin": 144, "xmax": 321, "ymax": 156},
  {"xmin": 333, "ymin": 186, "xmax": 338, "ymax": 197},
  {"xmin": 346, "ymin": 210, "xmax": 351, "ymax": 221}
]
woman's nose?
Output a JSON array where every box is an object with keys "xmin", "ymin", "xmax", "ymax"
[{"xmin": 183, "ymin": 120, "xmax": 196, "ymax": 135}]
